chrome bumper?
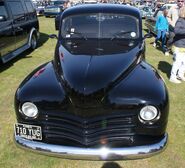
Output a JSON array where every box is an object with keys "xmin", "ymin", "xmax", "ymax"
[{"xmin": 14, "ymin": 134, "xmax": 168, "ymax": 160}]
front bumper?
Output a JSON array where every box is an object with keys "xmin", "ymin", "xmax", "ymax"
[
  {"xmin": 44, "ymin": 12, "xmax": 59, "ymax": 17},
  {"xmin": 14, "ymin": 133, "xmax": 168, "ymax": 160}
]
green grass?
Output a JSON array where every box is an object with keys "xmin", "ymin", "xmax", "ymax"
[{"xmin": 0, "ymin": 17, "xmax": 185, "ymax": 168}]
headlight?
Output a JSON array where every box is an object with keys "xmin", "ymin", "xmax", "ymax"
[
  {"xmin": 139, "ymin": 106, "xmax": 160, "ymax": 124},
  {"xmin": 21, "ymin": 102, "xmax": 38, "ymax": 118}
]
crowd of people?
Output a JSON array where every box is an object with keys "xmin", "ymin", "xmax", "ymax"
[{"xmin": 152, "ymin": 0, "xmax": 185, "ymax": 84}]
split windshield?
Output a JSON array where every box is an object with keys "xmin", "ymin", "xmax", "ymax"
[{"xmin": 61, "ymin": 13, "xmax": 139, "ymax": 40}]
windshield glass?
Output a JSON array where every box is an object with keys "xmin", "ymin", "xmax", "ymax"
[
  {"xmin": 61, "ymin": 13, "xmax": 139, "ymax": 40},
  {"xmin": 61, "ymin": 13, "xmax": 140, "ymax": 55}
]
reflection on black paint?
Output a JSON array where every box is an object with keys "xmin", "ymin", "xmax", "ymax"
[{"xmin": 61, "ymin": 39, "xmax": 139, "ymax": 55}]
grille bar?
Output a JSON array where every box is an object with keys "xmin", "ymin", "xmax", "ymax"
[{"xmin": 40, "ymin": 111, "xmax": 136, "ymax": 146}]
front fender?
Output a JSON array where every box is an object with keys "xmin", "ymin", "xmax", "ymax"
[
  {"xmin": 106, "ymin": 61, "xmax": 169, "ymax": 135},
  {"xmin": 15, "ymin": 62, "xmax": 67, "ymax": 120},
  {"xmin": 108, "ymin": 61, "xmax": 168, "ymax": 104}
]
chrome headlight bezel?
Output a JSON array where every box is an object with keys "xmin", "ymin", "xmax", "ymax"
[
  {"xmin": 139, "ymin": 105, "xmax": 160, "ymax": 124},
  {"xmin": 20, "ymin": 102, "xmax": 38, "ymax": 118}
]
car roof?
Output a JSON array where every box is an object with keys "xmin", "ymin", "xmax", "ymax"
[{"xmin": 62, "ymin": 4, "xmax": 141, "ymax": 18}]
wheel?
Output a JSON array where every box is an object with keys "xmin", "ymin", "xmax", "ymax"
[{"xmin": 30, "ymin": 34, "xmax": 37, "ymax": 50}]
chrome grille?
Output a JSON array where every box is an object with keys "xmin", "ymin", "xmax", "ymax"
[{"xmin": 40, "ymin": 111, "xmax": 136, "ymax": 146}]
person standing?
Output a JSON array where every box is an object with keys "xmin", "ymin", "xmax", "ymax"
[
  {"xmin": 167, "ymin": 0, "xmax": 185, "ymax": 28},
  {"xmin": 167, "ymin": 0, "xmax": 185, "ymax": 47},
  {"xmin": 170, "ymin": 6, "xmax": 185, "ymax": 83},
  {"xmin": 153, "ymin": 8, "xmax": 169, "ymax": 56}
]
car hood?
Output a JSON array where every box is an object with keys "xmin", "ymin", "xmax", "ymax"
[{"xmin": 57, "ymin": 40, "xmax": 143, "ymax": 95}]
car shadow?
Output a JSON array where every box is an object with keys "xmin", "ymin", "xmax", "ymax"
[
  {"xmin": 158, "ymin": 61, "xmax": 172, "ymax": 79},
  {"xmin": 150, "ymin": 41, "xmax": 169, "ymax": 55},
  {"xmin": 0, "ymin": 32, "xmax": 49, "ymax": 72},
  {"xmin": 37, "ymin": 32, "xmax": 49, "ymax": 48},
  {"xmin": 0, "ymin": 50, "xmax": 33, "ymax": 73},
  {"xmin": 101, "ymin": 162, "xmax": 122, "ymax": 168},
  {"xmin": 155, "ymin": 45, "xmax": 164, "ymax": 54}
]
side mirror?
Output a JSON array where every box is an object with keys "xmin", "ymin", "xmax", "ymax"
[
  {"xmin": 0, "ymin": 15, "xmax": 7, "ymax": 22},
  {"xmin": 49, "ymin": 34, "xmax": 58, "ymax": 39}
]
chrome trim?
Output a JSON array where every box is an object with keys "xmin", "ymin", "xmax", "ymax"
[{"xmin": 14, "ymin": 134, "xmax": 168, "ymax": 160}]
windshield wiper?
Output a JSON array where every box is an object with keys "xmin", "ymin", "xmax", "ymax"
[
  {"xmin": 111, "ymin": 30, "xmax": 133, "ymax": 40},
  {"xmin": 66, "ymin": 30, "xmax": 87, "ymax": 40}
]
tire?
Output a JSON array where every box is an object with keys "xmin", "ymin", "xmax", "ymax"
[{"xmin": 30, "ymin": 33, "xmax": 37, "ymax": 50}]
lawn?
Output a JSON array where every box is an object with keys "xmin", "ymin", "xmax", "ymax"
[{"xmin": 0, "ymin": 17, "xmax": 185, "ymax": 168}]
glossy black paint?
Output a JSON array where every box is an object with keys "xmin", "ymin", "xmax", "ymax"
[
  {"xmin": 0, "ymin": 18, "xmax": 15, "ymax": 57},
  {"xmin": 0, "ymin": 0, "xmax": 39, "ymax": 63},
  {"xmin": 56, "ymin": 40, "xmax": 143, "ymax": 95},
  {"xmin": 15, "ymin": 4, "xmax": 169, "ymax": 148}
]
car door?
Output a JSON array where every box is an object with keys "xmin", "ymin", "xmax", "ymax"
[
  {"xmin": 0, "ymin": 1, "xmax": 15, "ymax": 60},
  {"xmin": 7, "ymin": 0, "xmax": 28, "ymax": 50}
]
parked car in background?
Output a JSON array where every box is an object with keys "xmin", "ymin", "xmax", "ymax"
[
  {"xmin": 0, "ymin": 0, "xmax": 39, "ymax": 63},
  {"xmin": 36, "ymin": 4, "xmax": 45, "ymax": 16},
  {"xmin": 33, "ymin": 1, "xmax": 46, "ymax": 16},
  {"xmin": 44, "ymin": 0, "xmax": 66, "ymax": 17},
  {"xmin": 145, "ymin": 9, "xmax": 174, "ymax": 36},
  {"xmin": 14, "ymin": 4, "xmax": 169, "ymax": 160},
  {"xmin": 138, "ymin": 6, "xmax": 154, "ymax": 19}
]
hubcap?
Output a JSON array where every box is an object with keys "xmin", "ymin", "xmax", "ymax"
[{"xmin": 31, "ymin": 35, "xmax": 37, "ymax": 49}]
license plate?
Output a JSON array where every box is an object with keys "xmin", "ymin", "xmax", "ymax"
[{"xmin": 15, "ymin": 123, "xmax": 42, "ymax": 140}]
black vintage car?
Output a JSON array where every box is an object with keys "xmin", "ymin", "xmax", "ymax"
[
  {"xmin": 0, "ymin": 0, "xmax": 39, "ymax": 63},
  {"xmin": 14, "ymin": 4, "xmax": 169, "ymax": 160}
]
